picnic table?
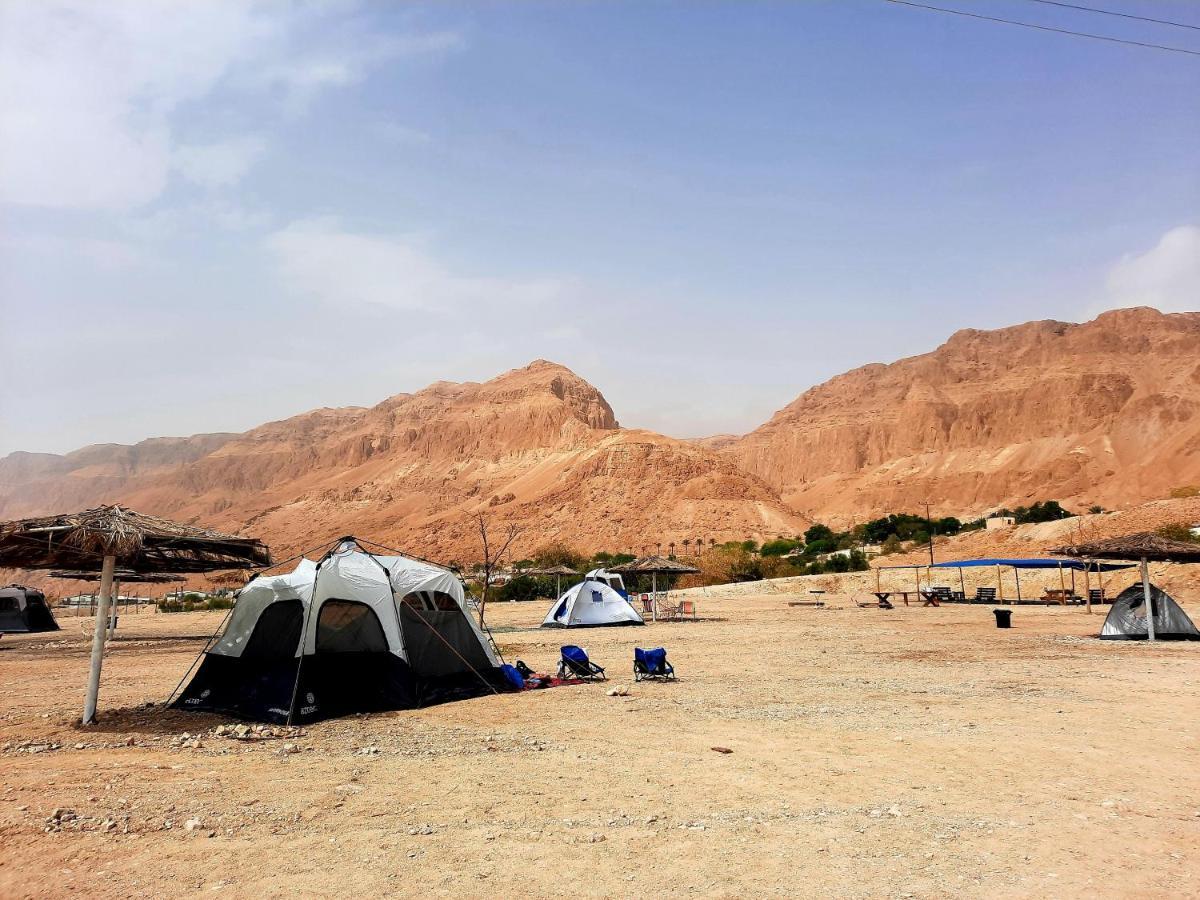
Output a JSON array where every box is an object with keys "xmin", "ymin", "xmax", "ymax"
[
  {"xmin": 1041, "ymin": 589, "xmax": 1080, "ymax": 605},
  {"xmin": 873, "ymin": 591, "xmax": 924, "ymax": 606}
]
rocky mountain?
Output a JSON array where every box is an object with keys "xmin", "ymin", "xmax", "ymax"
[
  {"xmin": 4, "ymin": 308, "xmax": 1198, "ymax": 563},
  {"xmin": 727, "ymin": 307, "xmax": 1200, "ymax": 523},
  {"xmin": 0, "ymin": 361, "xmax": 805, "ymax": 560}
]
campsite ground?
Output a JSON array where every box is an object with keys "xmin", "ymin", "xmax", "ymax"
[{"xmin": 1, "ymin": 593, "xmax": 1198, "ymax": 898}]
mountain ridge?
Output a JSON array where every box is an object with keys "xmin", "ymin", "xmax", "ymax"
[{"xmin": 3, "ymin": 308, "xmax": 1198, "ymax": 557}]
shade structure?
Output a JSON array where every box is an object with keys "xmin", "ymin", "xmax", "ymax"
[
  {"xmin": 48, "ymin": 570, "xmax": 187, "ymax": 583},
  {"xmin": 1051, "ymin": 533, "xmax": 1200, "ymax": 564},
  {"xmin": 1052, "ymin": 532, "xmax": 1200, "ymax": 642},
  {"xmin": 609, "ymin": 556, "xmax": 700, "ymax": 621},
  {"xmin": 0, "ymin": 505, "xmax": 272, "ymax": 574},
  {"xmin": 0, "ymin": 505, "xmax": 271, "ymax": 723},
  {"xmin": 609, "ymin": 556, "xmax": 701, "ymax": 576},
  {"xmin": 929, "ymin": 558, "xmax": 1134, "ymax": 571},
  {"xmin": 520, "ymin": 564, "xmax": 580, "ymax": 597}
]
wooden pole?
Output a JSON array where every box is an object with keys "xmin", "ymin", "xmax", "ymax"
[
  {"xmin": 996, "ymin": 564, "xmax": 1002, "ymax": 604},
  {"xmin": 1141, "ymin": 558, "xmax": 1156, "ymax": 642},
  {"xmin": 1084, "ymin": 563, "xmax": 1092, "ymax": 615},
  {"xmin": 107, "ymin": 578, "xmax": 120, "ymax": 641},
  {"xmin": 83, "ymin": 554, "xmax": 116, "ymax": 725},
  {"xmin": 958, "ymin": 567, "xmax": 966, "ymax": 599},
  {"xmin": 1014, "ymin": 567, "xmax": 1022, "ymax": 602},
  {"xmin": 875, "ymin": 566, "xmax": 881, "ymax": 594},
  {"xmin": 652, "ymin": 572, "xmax": 658, "ymax": 622},
  {"xmin": 1058, "ymin": 563, "xmax": 1067, "ymax": 605}
]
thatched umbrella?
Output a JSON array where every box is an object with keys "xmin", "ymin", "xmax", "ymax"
[
  {"xmin": 610, "ymin": 556, "xmax": 701, "ymax": 621},
  {"xmin": 1052, "ymin": 532, "xmax": 1200, "ymax": 642},
  {"xmin": 521, "ymin": 564, "xmax": 580, "ymax": 597},
  {"xmin": 0, "ymin": 505, "xmax": 270, "ymax": 722}
]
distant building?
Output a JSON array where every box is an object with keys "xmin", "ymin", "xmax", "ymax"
[{"xmin": 985, "ymin": 516, "xmax": 1016, "ymax": 530}]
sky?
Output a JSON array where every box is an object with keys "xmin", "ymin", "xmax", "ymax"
[{"xmin": 1, "ymin": 0, "xmax": 1198, "ymax": 456}]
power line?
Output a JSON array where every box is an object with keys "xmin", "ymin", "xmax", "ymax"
[
  {"xmin": 881, "ymin": 0, "xmax": 1200, "ymax": 56},
  {"xmin": 1017, "ymin": 0, "xmax": 1200, "ymax": 32}
]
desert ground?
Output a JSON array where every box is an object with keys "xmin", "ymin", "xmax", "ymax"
[{"xmin": 1, "ymin": 590, "xmax": 1198, "ymax": 899}]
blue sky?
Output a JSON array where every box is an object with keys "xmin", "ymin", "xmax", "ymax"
[{"xmin": 1, "ymin": 0, "xmax": 1198, "ymax": 455}]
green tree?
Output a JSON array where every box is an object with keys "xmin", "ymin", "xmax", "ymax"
[{"xmin": 804, "ymin": 523, "xmax": 835, "ymax": 545}]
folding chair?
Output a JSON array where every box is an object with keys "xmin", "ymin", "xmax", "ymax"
[
  {"xmin": 677, "ymin": 599, "xmax": 697, "ymax": 620},
  {"xmin": 557, "ymin": 645, "xmax": 605, "ymax": 681},
  {"xmin": 633, "ymin": 647, "xmax": 675, "ymax": 682}
]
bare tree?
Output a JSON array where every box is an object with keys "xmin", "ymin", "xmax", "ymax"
[{"xmin": 476, "ymin": 512, "xmax": 521, "ymax": 627}]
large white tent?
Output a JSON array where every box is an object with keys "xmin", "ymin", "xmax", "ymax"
[
  {"xmin": 541, "ymin": 580, "xmax": 643, "ymax": 628},
  {"xmin": 174, "ymin": 542, "xmax": 510, "ymax": 723}
]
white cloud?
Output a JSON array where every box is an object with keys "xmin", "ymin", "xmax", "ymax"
[
  {"xmin": 266, "ymin": 219, "xmax": 564, "ymax": 312},
  {"xmin": 0, "ymin": 1, "xmax": 268, "ymax": 210},
  {"xmin": 175, "ymin": 135, "xmax": 267, "ymax": 188},
  {"xmin": 1106, "ymin": 225, "xmax": 1200, "ymax": 313},
  {"xmin": 0, "ymin": 2, "xmax": 460, "ymax": 210}
]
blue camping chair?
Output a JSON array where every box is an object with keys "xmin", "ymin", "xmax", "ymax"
[
  {"xmin": 633, "ymin": 647, "xmax": 675, "ymax": 682},
  {"xmin": 557, "ymin": 645, "xmax": 605, "ymax": 681}
]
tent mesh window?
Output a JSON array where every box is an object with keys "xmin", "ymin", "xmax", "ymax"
[
  {"xmin": 401, "ymin": 591, "xmax": 459, "ymax": 611},
  {"xmin": 315, "ymin": 599, "xmax": 387, "ymax": 653},
  {"xmin": 398, "ymin": 597, "xmax": 494, "ymax": 678},
  {"xmin": 242, "ymin": 599, "xmax": 305, "ymax": 660},
  {"xmin": 0, "ymin": 596, "xmax": 16, "ymax": 612}
]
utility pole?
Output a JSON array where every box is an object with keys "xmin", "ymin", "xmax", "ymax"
[{"xmin": 924, "ymin": 501, "xmax": 935, "ymax": 566}]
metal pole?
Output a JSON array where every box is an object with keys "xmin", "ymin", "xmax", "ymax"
[
  {"xmin": 1141, "ymin": 558, "xmax": 1156, "ymax": 642},
  {"xmin": 83, "ymin": 554, "xmax": 116, "ymax": 724},
  {"xmin": 651, "ymin": 572, "xmax": 658, "ymax": 622}
]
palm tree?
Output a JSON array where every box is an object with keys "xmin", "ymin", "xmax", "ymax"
[
  {"xmin": 709, "ymin": 537, "xmax": 716, "ymax": 552},
  {"xmin": 668, "ymin": 541, "xmax": 676, "ymax": 559},
  {"xmin": 656, "ymin": 541, "xmax": 662, "ymax": 557},
  {"xmin": 682, "ymin": 538, "xmax": 691, "ymax": 557}
]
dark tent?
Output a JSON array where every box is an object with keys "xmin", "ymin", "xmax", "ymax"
[{"xmin": 0, "ymin": 585, "xmax": 60, "ymax": 634}]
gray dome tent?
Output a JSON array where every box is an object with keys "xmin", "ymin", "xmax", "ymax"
[
  {"xmin": 1101, "ymin": 583, "xmax": 1199, "ymax": 641},
  {"xmin": 0, "ymin": 585, "xmax": 60, "ymax": 634}
]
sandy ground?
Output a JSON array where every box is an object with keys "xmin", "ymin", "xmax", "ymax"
[{"xmin": 1, "ymin": 593, "xmax": 1198, "ymax": 899}]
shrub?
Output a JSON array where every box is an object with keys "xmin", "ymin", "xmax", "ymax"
[
  {"xmin": 1156, "ymin": 523, "xmax": 1200, "ymax": 544},
  {"xmin": 1170, "ymin": 485, "xmax": 1199, "ymax": 499},
  {"xmin": 495, "ymin": 575, "xmax": 547, "ymax": 602},
  {"xmin": 760, "ymin": 538, "xmax": 800, "ymax": 557}
]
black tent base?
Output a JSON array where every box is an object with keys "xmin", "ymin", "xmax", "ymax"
[
  {"xmin": 540, "ymin": 620, "xmax": 645, "ymax": 628},
  {"xmin": 173, "ymin": 651, "xmax": 515, "ymax": 725},
  {"xmin": 1098, "ymin": 633, "xmax": 1200, "ymax": 641}
]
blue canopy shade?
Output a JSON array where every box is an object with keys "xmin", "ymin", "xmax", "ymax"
[{"xmin": 929, "ymin": 558, "xmax": 1133, "ymax": 571}]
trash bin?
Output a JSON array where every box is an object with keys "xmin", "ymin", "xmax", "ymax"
[{"xmin": 992, "ymin": 608, "xmax": 1012, "ymax": 629}]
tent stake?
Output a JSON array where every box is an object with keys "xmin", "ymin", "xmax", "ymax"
[
  {"xmin": 1141, "ymin": 557, "xmax": 1156, "ymax": 642},
  {"xmin": 83, "ymin": 554, "xmax": 115, "ymax": 724}
]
